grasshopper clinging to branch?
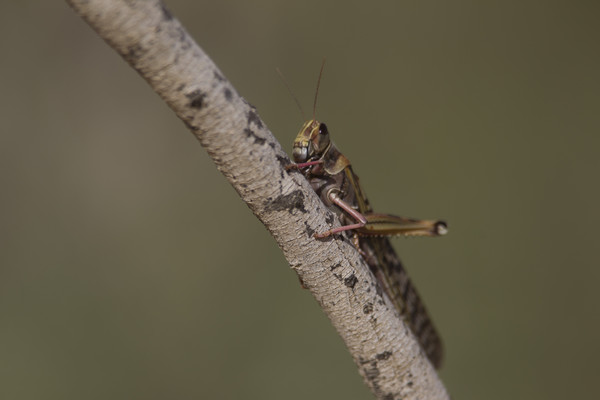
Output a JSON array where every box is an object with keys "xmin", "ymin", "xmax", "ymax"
[{"xmin": 284, "ymin": 62, "xmax": 447, "ymax": 368}]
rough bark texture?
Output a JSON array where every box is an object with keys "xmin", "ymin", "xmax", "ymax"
[{"xmin": 66, "ymin": 1, "xmax": 450, "ymax": 399}]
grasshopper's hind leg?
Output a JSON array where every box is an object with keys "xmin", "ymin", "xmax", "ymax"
[{"xmin": 314, "ymin": 189, "xmax": 367, "ymax": 238}]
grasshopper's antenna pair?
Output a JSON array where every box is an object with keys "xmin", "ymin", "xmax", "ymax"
[{"xmin": 276, "ymin": 58, "xmax": 326, "ymax": 123}]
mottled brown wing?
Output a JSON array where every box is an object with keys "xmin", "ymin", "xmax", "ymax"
[
  {"xmin": 364, "ymin": 236, "xmax": 443, "ymax": 368},
  {"xmin": 344, "ymin": 165, "xmax": 443, "ymax": 368}
]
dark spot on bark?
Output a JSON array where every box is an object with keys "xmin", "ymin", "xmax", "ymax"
[
  {"xmin": 265, "ymin": 190, "xmax": 307, "ymax": 213},
  {"xmin": 375, "ymin": 283, "xmax": 383, "ymax": 298},
  {"xmin": 186, "ymin": 90, "xmax": 207, "ymax": 109},
  {"xmin": 125, "ymin": 43, "xmax": 145, "ymax": 62},
  {"xmin": 160, "ymin": 4, "xmax": 173, "ymax": 20},
  {"xmin": 376, "ymin": 351, "xmax": 392, "ymax": 361},
  {"xmin": 344, "ymin": 274, "xmax": 358, "ymax": 289},
  {"xmin": 363, "ymin": 302, "xmax": 373, "ymax": 314},
  {"xmin": 176, "ymin": 83, "xmax": 185, "ymax": 92},
  {"xmin": 407, "ymin": 381, "xmax": 414, "ymax": 387},
  {"xmin": 364, "ymin": 365, "xmax": 380, "ymax": 381},
  {"xmin": 184, "ymin": 120, "xmax": 199, "ymax": 131},
  {"xmin": 243, "ymin": 98, "xmax": 257, "ymax": 110},
  {"xmin": 304, "ymin": 221, "xmax": 315, "ymax": 237},
  {"xmin": 244, "ymin": 128, "xmax": 266, "ymax": 145},
  {"xmin": 213, "ymin": 70, "xmax": 225, "ymax": 82},
  {"xmin": 330, "ymin": 263, "xmax": 341, "ymax": 271},
  {"xmin": 298, "ymin": 275, "xmax": 308, "ymax": 289},
  {"xmin": 269, "ymin": 142, "xmax": 276, "ymax": 149},
  {"xmin": 176, "ymin": 26, "xmax": 186, "ymax": 43},
  {"xmin": 333, "ymin": 273, "xmax": 343, "ymax": 282},
  {"xmin": 223, "ymin": 88, "xmax": 233, "ymax": 101},
  {"xmin": 276, "ymin": 154, "xmax": 291, "ymax": 169},
  {"xmin": 325, "ymin": 214, "xmax": 335, "ymax": 225},
  {"xmin": 247, "ymin": 109, "xmax": 263, "ymax": 128}
]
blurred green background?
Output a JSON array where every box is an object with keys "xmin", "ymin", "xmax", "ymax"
[{"xmin": 1, "ymin": 1, "xmax": 599, "ymax": 399}]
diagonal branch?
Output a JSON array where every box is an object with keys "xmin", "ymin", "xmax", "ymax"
[{"xmin": 65, "ymin": 1, "xmax": 450, "ymax": 399}]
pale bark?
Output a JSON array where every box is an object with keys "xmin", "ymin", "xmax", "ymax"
[{"xmin": 65, "ymin": 1, "xmax": 450, "ymax": 398}]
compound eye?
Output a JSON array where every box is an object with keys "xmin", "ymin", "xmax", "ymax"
[{"xmin": 319, "ymin": 123, "xmax": 329, "ymax": 136}]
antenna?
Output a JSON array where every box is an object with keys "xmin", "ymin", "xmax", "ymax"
[
  {"xmin": 276, "ymin": 67, "xmax": 306, "ymax": 121},
  {"xmin": 312, "ymin": 58, "xmax": 326, "ymax": 122}
]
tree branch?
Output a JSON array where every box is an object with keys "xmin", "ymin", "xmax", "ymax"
[{"xmin": 65, "ymin": 1, "xmax": 450, "ymax": 398}]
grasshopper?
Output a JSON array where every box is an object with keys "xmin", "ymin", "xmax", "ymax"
[{"xmin": 285, "ymin": 65, "xmax": 447, "ymax": 368}]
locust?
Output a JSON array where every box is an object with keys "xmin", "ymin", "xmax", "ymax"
[{"xmin": 285, "ymin": 64, "xmax": 448, "ymax": 368}]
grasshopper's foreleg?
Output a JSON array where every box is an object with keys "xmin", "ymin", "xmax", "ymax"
[
  {"xmin": 285, "ymin": 159, "xmax": 323, "ymax": 170},
  {"xmin": 314, "ymin": 189, "xmax": 367, "ymax": 238}
]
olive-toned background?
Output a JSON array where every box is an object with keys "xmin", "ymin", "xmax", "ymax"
[{"xmin": 2, "ymin": 1, "xmax": 599, "ymax": 399}]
